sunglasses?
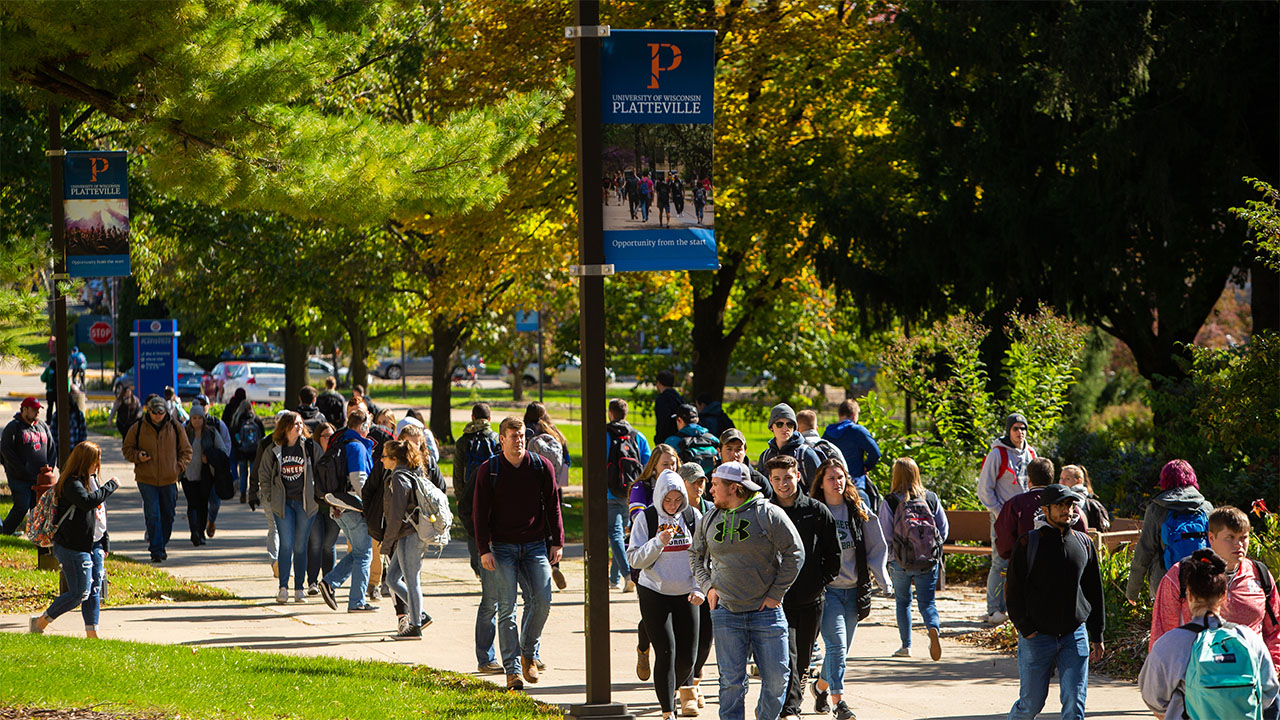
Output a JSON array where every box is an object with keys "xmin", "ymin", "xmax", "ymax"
[{"xmin": 773, "ymin": 421, "xmax": 796, "ymax": 429}]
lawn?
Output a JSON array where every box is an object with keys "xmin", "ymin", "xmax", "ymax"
[{"xmin": 0, "ymin": 632, "xmax": 559, "ymax": 720}]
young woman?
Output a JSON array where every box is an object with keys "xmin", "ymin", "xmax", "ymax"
[
  {"xmin": 1126, "ymin": 459, "xmax": 1214, "ymax": 603},
  {"xmin": 1059, "ymin": 464, "xmax": 1111, "ymax": 532},
  {"xmin": 29, "ymin": 441, "xmax": 118, "ymax": 637},
  {"xmin": 380, "ymin": 439, "xmax": 429, "ymax": 640},
  {"xmin": 257, "ymin": 410, "xmax": 319, "ymax": 603},
  {"xmin": 627, "ymin": 470, "xmax": 702, "ymax": 720},
  {"xmin": 108, "ymin": 384, "xmax": 141, "ymax": 439},
  {"xmin": 1139, "ymin": 548, "xmax": 1279, "ymax": 719},
  {"xmin": 183, "ymin": 403, "xmax": 228, "ymax": 546},
  {"xmin": 879, "ymin": 457, "xmax": 949, "ymax": 660},
  {"xmin": 306, "ymin": 422, "xmax": 340, "ymax": 596},
  {"xmin": 810, "ymin": 458, "xmax": 889, "ymax": 720},
  {"xmin": 629, "ymin": 444, "xmax": 680, "ymax": 680},
  {"xmin": 678, "ymin": 462, "xmax": 713, "ymax": 711}
]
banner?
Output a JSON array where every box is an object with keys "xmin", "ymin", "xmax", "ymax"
[
  {"xmin": 64, "ymin": 150, "xmax": 130, "ymax": 278},
  {"xmin": 601, "ymin": 29, "xmax": 717, "ymax": 272}
]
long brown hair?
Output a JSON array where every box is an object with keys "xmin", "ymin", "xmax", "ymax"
[
  {"xmin": 58, "ymin": 441, "xmax": 102, "ymax": 496},
  {"xmin": 272, "ymin": 410, "xmax": 310, "ymax": 446},
  {"xmin": 890, "ymin": 457, "xmax": 925, "ymax": 499},
  {"xmin": 383, "ymin": 439, "xmax": 424, "ymax": 469},
  {"xmin": 809, "ymin": 457, "xmax": 867, "ymax": 521},
  {"xmin": 638, "ymin": 444, "xmax": 679, "ymax": 487}
]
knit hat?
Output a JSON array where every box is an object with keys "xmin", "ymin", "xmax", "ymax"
[
  {"xmin": 769, "ymin": 403, "xmax": 797, "ymax": 427},
  {"xmin": 1004, "ymin": 413, "xmax": 1029, "ymax": 435},
  {"xmin": 189, "ymin": 402, "xmax": 206, "ymax": 419}
]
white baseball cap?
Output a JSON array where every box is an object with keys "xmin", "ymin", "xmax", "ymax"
[{"xmin": 711, "ymin": 461, "xmax": 761, "ymax": 492}]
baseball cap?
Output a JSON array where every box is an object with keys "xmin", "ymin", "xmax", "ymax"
[
  {"xmin": 1039, "ymin": 483, "xmax": 1083, "ymax": 507},
  {"xmin": 146, "ymin": 396, "xmax": 167, "ymax": 414},
  {"xmin": 720, "ymin": 428, "xmax": 746, "ymax": 445},
  {"xmin": 20, "ymin": 396, "xmax": 41, "ymax": 410},
  {"xmin": 711, "ymin": 461, "xmax": 761, "ymax": 492},
  {"xmin": 396, "ymin": 416, "xmax": 425, "ymax": 436},
  {"xmin": 672, "ymin": 403, "xmax": 698, "ymax": 423},
  {"xmin": 677, "ymin": 462, "xmax": 706, "ymax": 485}
]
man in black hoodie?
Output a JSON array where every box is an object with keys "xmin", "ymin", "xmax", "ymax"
[
  {"xmin": 1, "ymin": 397, "xmax": 54, "ymax": 536},
  {"xmin": 1006, "ymin": 483, "xmax": 1105, "ymax": 720},
  {"xmin": 295, "ymin": 386, "xmax": 325, "ymax": 434},
  {"xmin": 767, "ymin": 455, "xmax": 840, "ymax": 720},
  {"xmin": 652, "ymin": 370, "xmax": 683, "ymax": 447},
  {"xmin": 757, "ymin": 403, "xmax": 822, "ymax": 494}
]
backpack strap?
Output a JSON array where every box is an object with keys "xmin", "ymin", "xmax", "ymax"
[
  {"xmin": 996, "ymin": 445, "xmax": 1011, "ymax": 481},
  {"xmin": 1252, "ymin": 559, "xmax": 1279, "ymax": 626},
  {"xmin": 645, "ymin": 505, "xmax": 660, "ymax": 540},
  {"xmin": 681, "ymin": 506, "xmax": 697, "ymax": 531}
]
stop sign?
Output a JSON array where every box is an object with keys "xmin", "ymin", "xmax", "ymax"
[{"xmin": 89, "ymin": 321, "xmax": 113, "ymax": 345}]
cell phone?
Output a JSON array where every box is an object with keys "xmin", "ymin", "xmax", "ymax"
[{"xmin": 140, "ymin": 450, "xmax": 150, "ymax": 458}]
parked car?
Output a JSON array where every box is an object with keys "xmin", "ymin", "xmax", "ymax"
[
  {"xmin": 113, "ymin": 358, "xmax": 205, "ymax": 398},
  {"xmin": 308, "ymin": 357, "xmax": 350, "ymax": 382},
  {"xmin": 202, "ymin": 361, "xmax": 249, "ymax": 402},
  {"xmin": 500, "ymin": 357, "xmax": 615, "ymax": 387},
  {"xmin": 218, "ymin": 342, "xmax": 282, "ymax": 363},
  {"xmin": 221, "ymin": 362, "xmax": 288, "ymax": 403},
  {"xmin": 372, "ymin": 354, "xmax": 484, "ymax": 381}
]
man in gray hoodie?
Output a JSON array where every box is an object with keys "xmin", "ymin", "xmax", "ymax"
[
  {"xmin": 975, "ymin": 412, "xmax": 1036, "ymax": 624},
  {"xmin": 690, "ymin": 460, "xmax": 804, "ymax": 720}
]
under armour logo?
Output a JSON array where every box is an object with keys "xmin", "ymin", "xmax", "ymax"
[{"xmin": 714, "ymin": 518, "xmax": 750, "ymax": 543}]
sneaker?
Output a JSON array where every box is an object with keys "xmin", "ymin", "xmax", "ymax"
[
  {"xmin": 552, "ymin": 566, "xmax": 567, "ymax": 590},
  {"xmin": 319, "ymin": 581, "xmax": 338, "ymax": 611},
  {"xmin": 831, "ymin": 700, "xmax": 855, "ymax": 719},
  {"xmin": 421, "ymin": 613, "xmax": 434, "ymax": 628},
  {"xmin": 393, "ymin": 624, "xmax": 422, "ymax": 641},
  {"xmin": 984, "ymin": 611, "xmax": 1009, "ymax": 625},
  {"xmin": 294, "ymin": 588, "xmax": 306, "ymax": 603},
  {"xmin": 276, "ymin": 587, "xmax": 289, "ymax": 604},
  {"xmin": 271, "ymin": 561, "xmax": 278, "ymax": 578},
  {"xmin": 636, "ymin": 648, "xmax": 650, "ymax": 681},
  {"xmin": 368, "ymin": 587, "xmax": 381, "ymax": 603},
  {"xmin": 521, "ymin": 656, "xmax": 540, "ymax": 684},
  {"xmin": 307, "ymin": 582, "xmax": 320, "ymax": 596},
  {"xmin": 506, "ymin": 673, "xmax": 524, "ymax": 691},
  {"xmin": 928, "ymin": 626, "xmax": 942, "ymax": 661},
  {"xmin": 623, "ymin": 579, "xmax": 636, "ymax": 593},
  {"xmin": 477, "ymin": 661, "xmax": 503, "ymax": 674},
  {"xmin": 811, "ymin": 681, "xmax": 830, "ymax": 714},
  {"xmin": 609, "ymin": 579, "xmax": 624, "ymax": 591},
  {"xmin": 892, "ymin": 646, "xmax": 911, "ymax": 657},
  {"xmin": 240, "ymin": 493, "xmax": 247, "ymax": 504},
  {"xmin": 347, "ymin": 604, "xmax": 379, "ymax": 613},
  {"xmin": 151, "ymin": 555, "xmax": 164, "ymax": 564},
  {"xmin": 380, "ymin": 584, "xmax": 392, "ymax": 598},
  {"xmin": 28, "ymin": 616, "xmax": 43, "ymax": 634}
]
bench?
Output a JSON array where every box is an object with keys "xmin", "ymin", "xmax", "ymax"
[
  {"xmin": 943, "ymin": 510, "xmax": 993, "ymax": 555},
  {"xmin": 1095, "ymin": 517, "xmax": 1142, "ymax": 553}
]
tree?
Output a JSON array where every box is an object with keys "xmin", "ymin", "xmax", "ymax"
[{"xmin": 0, "ymin": 92, "xmax": 50, "ymax": 366}]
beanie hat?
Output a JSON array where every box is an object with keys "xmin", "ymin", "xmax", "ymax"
[{"xmin": 769, "ymin": 403, "xmax": 797, "ymax": 427}]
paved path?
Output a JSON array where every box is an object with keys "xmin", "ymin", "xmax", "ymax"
[{"xmin": 0, "ymin": 422, "xmax": 1148, "ymax": 718}]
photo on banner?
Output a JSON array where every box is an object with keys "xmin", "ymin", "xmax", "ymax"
[
  {"xmin": 64, "ymin": 150, "xmax": 131, "ymax": 278},
  {"xmin": 601, "ymin": 29, "xmax": 717, "ymax": 272}
]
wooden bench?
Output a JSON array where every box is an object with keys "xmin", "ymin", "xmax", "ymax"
[
  {"xmin": 1095, "ymin": 517, "xmax": 1142, "ymax": 553},
  {"xmin": 943, "ymin": 509, "xmax": 993, "ymax": 555}
]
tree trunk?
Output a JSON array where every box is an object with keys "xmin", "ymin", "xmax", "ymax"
[
  {"xmin": 430, "ymin": 316, "xmax": 462, "ymax": 444},
  {"xmin": 346, "ymin": 323, "xmax": 370, "ymax": 391},
  {"xmin": 280, "ymin": 321, "xmax": 309, "ymax": 408},
  {"xmin": 509, "ymin": 362, "xmax": 527, "ymax": 402},
  {"xmin": 1252, "ymin": 260, "xmax": 1278, "ymax": 335},
  {"xmin": 688, "ymin": 257, "xmax": 751, "ymax": 402}
]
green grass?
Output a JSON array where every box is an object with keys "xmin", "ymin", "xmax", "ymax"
[{"xmin": 0, "ymin": 632, "xmax": 559, "ymax": 719}]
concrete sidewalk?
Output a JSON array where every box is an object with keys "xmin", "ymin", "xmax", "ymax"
[{"xmin": 0, "ymin": 430, "xmax": 1147, "ymax": 719}]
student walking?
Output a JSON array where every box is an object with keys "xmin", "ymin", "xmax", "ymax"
[
  {"xmin": 318, "ymin": 412, "xmax": 379, "ymax": 614},
  {"xmin": 28, "ymin": 442, "xmax": 118, "ymax": 638},
  {"xmin": 880, "ymin": 457, "xmax": 948, "ymax": 660},
  {"xmin": 627, "ymin": 469, "xmax": 702, "ymax": 719},
  {"xmin": 122, "ymin": 395, "xmax": 192, "ymax": 564},
  {"xmin": 678, "ymin": 462, "xmax": 714, "ymax": 711},
  {"xmin": 630, "ymin": 444, "xmax": 680, "ymax": 680},
  {"xmin": 454, "ymin": 403, "xmax": 503, "ymax": 671},
  {"xmin": 976, "ymin": 413, "xmax": 1036, "ymax": 625},
  {"xmin": 604, "ymin": 399, "xmax": 651, "ymax": 590},
  {"xmin": 1126, "ymin": 459, "xmax": 1214, "ymax": 603},
  {"xmin": 1, "ymin": 396, "xmax": 54, "ymax": 536},
  {"xmin": 379, "ymin": 439, "xmax": 430, "ymax": 640},
  {"xmin": 182, "ymin": 403, "xmax": 228, "ymax": 546},
  {"xmin": 257, "ymin": 410, "xmax": 319, "ymax": 603}
]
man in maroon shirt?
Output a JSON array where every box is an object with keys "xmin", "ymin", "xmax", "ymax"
[
  {"xmin": 473, "ymin": 417, "xmax": 565, "ymax": 691},
  {"xmin": 995, "ymin": 457, "xmax": 1088, "ymax": 561}
]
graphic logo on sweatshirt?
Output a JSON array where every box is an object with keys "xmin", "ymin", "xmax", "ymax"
[{"xmin": 713, "ymin": 517, "xmax": 750, "ymax": 543}]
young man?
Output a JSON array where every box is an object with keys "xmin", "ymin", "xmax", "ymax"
[
  {"xmin": 473, "ymin": 418, "xmax": 565, "ymax": 691},
  {"xmin": 0, "ymin": 397, "xmax": 54, "ymax": 536},
  {"xmin": 122, "ymin": 395, "xmax": 194, "ymax": 563},
  {"xmin": 976, "ymin": 413, "xmax": 1036, "ymax": 624},
  {"xmin": 695, "ymin": 392, "xmax": 735, "ymax": 438},
  {"xmin": 653, "ymin": 370, "xmax": 684, "ymax": 447},
  {"xmin": 821, "ymin": 399, "xmax": 882, "ymax": 490},
  {"xmin": 766, "ymin": 455, "xmax": 840, "ymax": 720},
  {"xmin": 453, "ymin": 403, "xmax": 503, "ymax": 672},
  {"xmin": 316, "ymin": 376, "xmax": 346, "ymax": 428},
  {"xmin": 1005, "ymin": 484, "xmax": 1105, "ymax": 720},
  {"xmin": 318, "ymin": 410, "xmax": 378, "ymax": 614},
  {"xmin": 604, "ymin": 398, "xmax": 651, "ymax": 590},
  {"xmin": 689, "ymin": 461, "xmax": 804, "ymax": 720},
  {"xmin": 796, "ymin": 409, "xmax": 844, "ymax": 468},
  {"xmin": 718, "ymin": 428, "xmax": 772, "ymax": 500},
  {"xmin": 665, "ymin": 404, "xmax": 720, "ymax": 473},
  {"xmin": 756, "ymin": 404, "xmax": 822, "ymax": 493},
  {"xmin": 995, "ymin": 457, "xmax": 1087, "ymax": 560}
]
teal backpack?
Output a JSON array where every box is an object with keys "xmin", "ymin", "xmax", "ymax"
[{"xmin": 1181, "ymin": 615, "xmax": 1264, "ymax": 720}]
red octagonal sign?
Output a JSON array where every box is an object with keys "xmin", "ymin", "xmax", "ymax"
[{"xmin": 89, "ymin": 321, "xmax": 113, "ymax": 345}]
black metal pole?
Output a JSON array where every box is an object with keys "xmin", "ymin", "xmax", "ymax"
[
  {"xmin": 48, "ymin": 102, "xmax": 70, "ymax": 468},
  {"xmin": 400, "ymin": 331, "xmax": 406, "ymax": 399},
  {"xmin": 537, "ymin": 311, "xmax": 545, "ymax": 403}
]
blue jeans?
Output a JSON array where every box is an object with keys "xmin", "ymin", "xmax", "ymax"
[
  {"xmin": 324, "ymin": 510, "xmax": 372, "ymax": 609},
  {"xmin": 208, "ymin": 490, "xmax": 221, "ymax": 524},
  {"xmin": 987, "ymin": 513, "xmax": 1009, "ymax": 615},
  {"xmin": 819, "ymin": 586, "xmax": 861, "ymax": 695},
  {"xmin": 387, "ymin": 533, "xmax": 426, "ymax": 625},
  {"xmin": 475, "ymin": 551, "xmax": 499, "ymax": 665},
  {"xmin": 0, "ymin": 477, "xmax": 34, "ymax": 535},
  {"xmin": 607, "ymin": 498, "xmax": 630, "ymax": 584},
  {"xmin": 276, "ymin": 499, "xmax": 315, "ymax": 590},
  {"xmin": 137, "ymin": 483, "xmax": 177, "ymax": 558},
  {"xmin": 889, "ymin": 561, "xmax": 941, "ymax": 648},
  {"xmin": 489, "ymin": 540, "xmax": 552, "ymax": 675},
  {"xmin": 47, "ymin": 540, "xmax": 105, "ymax": 627},
  {"xmin": 1009, "ymin": 624, "xmax": 1090, "ymax": 720},
  {"xmin": 711, "ymin": 605, "xmax": 789, "ymax": 720},
  {"xmin": 234, "ymin": 456, "xmax": 250, "ymax": 494}
]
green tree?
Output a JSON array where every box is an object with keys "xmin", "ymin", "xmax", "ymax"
[{"xmin": 0, "ymin": 93, "xmax": 50, "ymax": 366}]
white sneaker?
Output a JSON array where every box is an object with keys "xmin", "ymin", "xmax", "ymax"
[
  {"xmin": 294, "ymin": 588, "xmax": 306, "ymax": 603},
  {"xmin": 609, "ymin": 580, "xmax": 624, "ymax": 591},
  {"xmin": 984, "ymin": 611, "xmax": 1008, "ymax": 625},
  {"xmin": 892, "ymin": 646, "xmax": 911, "ymax": 657},
  {"xmin": 276, "ymin": 587, "xmax": 289, "ymax": 604},
  {"xmin": 623, "ymin": 579, "xmax": 636, "ymax": 593}
]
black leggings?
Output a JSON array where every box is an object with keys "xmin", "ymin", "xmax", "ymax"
[
  {"xmin": 637, "ymin": 584, "xmax": 699, "ymax": 713},
  {"xmin": 181, "ymin": 475, "xmax": 211, "ymax": 540},
  {"xmin": 692, "ymin": 598, "xmax": 713, "ymax": 680},
  {"xmin": 783, "ymin": 598, "xmax": 824, "ymax": 716},
  {"xmin": 307, "ymin": 511, "xmax": 339, "ymax": 584}
]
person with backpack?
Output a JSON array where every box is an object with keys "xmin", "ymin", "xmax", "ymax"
[
  {"xmin": 257, "ymin": 410, "xmax": 320, "ymax": 604},
  {"xmin": 692, "ymin": 182, "xmax": 707, "ymax": 225},
  {"xmin": 51, "ymin": 386, "xmax": 88, "ymax": 457},
  {"xmin": 653, "ymin": 370, "xmax": 684, "ymax": 448},
  {"xmin": 604, "ymin": 399, "xmax": 651, "ymax": 591},
  {"xmin": 1140, "ymin": 548, "xmax": 1279, "ymax": 720},
  {"xmin": 1150, "ymin": 507, "xmax": 1280, "ymax": 674},
  {"xmin": 454, "ymin": 403, "xmax": 503, "ymax": 672},
  {"xmin": 379, "ymin": 439, "xmax": 434, "ymax": 640},
  {"xmin": 797, "ymin": 408, "xmax": 845, "ymax": 467},
  {"xmin": 655, "ymin": 174, "xmax": 671, "ymax": 228},
  {"xmin": 626, "ymin": 469, "xmax": 703, "ymax": 720},
  {"xmin": 473, "ymin": 417, "xmax": 565, "ymax": 691},
  {"xmin": 630, "ymin": 443, "xmax": 681, "ymax": 680},
  {"xmin": 638, "ymin": 170, "xmax": 654, "ymax": 222},
  {"xmin": 663, "ymin": 404, "xmax": 720, "ymax": 476},
  {"xmin": 248, "ymin": 411, "xmax": 283, "ymax": 576},
  {"xmin": 316, "ymin": 375, "xmax": 346, "ymax": 428},
  {"xmin": 1, "ymin": 397, "xmax": 54, "ymax": 537},
  {"xmin": 626, "ymin": 170, "xmax": 640, "ymax": 220},
  {"xmin": 809, "ymin": 458, "xmax": 890, "ymax": 720},
  {"xmin": 296, "ymin": 386, "xmax": 326, "ymax": 435},
  {"xmin": 525, "ymin": 402, "xmax": 570, "ymax": 592},
  {"xmin": 1059, "ymin": 464, "xmax": 1112, "ymax": 532},
  {"xmin": 27, "ymin": 441, "xmax": 118, "ymax": 638},
  {"xmin": 995, "ymin": 458, "xmax": 1088, "ymax": 563},
  {"xmin": 69, "ymin": 346, "xmax": 87, "ymax": 388},
  {"xmin": 678, "ymin": 462, "xmax": 714, "ymax": 711},
  {"xmin": 123, "ymin": 395, "xmax": 193, "ymax": 564},
  {"xmin": 757, "ymin": 404, "xmax": 822, "ymax": 494},
  {"xmin": 228, "ymin": 390, "xmax": 262, "ymax": 503},
  {"xmin": 182, "ymin": 403, "xmax": 228, "ymax": 547},
  {"xmin": 976, "ymin": 413, "xmax": 1036, "ymax": 625},
  {"xmin": 373, "ymin": 422, "xmax": 445, "ymax": 627},
  {"xmin": 670, "ymin": 171, "xmax": 685, "ymax": 218},
  {"xmin": 880, "ymin": 457, "xmax": 949, "ymax": 661},
  {"xmin": 1005, "ymin": 483, "xmax": 1105, "ymax": 720},
  {"xmin": 315, "ymin": 409, "xmax": 377, "ymax": 612},
  {"xmin": 40, "ymin": 358, "xmax": 58, "ymax": 423},
  {"xmin": 821, "ymin": 399, "xmax": 883, "ymax": 492},
  {"xmin": 766, "ymin": 455, "xmax": 841, "ymax": 720},
  {"xmin": 306, "ymin": 422, "xmax": 342, "ymax": 597},
  {"xmin": 717, "ymin": 429, "xmax": 774, "ymax": 501},
  {"xmin": 108, "ymin": 385, "xmax": 142, "ymax": 441},
  {"xmin": 1127, "ymin": 459, "xmax": 1215, "ymax": 604},
  {"xmin": 694, "ymin": 392, "xmax": 735, "ymax": 438}
]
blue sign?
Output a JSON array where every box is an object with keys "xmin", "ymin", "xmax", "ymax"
[
  {"xmin": 64, "ymin": 150, "xmax": 130, "ymax": 278},
  {"xmin": 600, "ymin": 30, "xmax": 718, "ymax": 273},
  {"xmin": 515, "ymin": 311, "xmax": 540, "ymax": 332},
  {"xmin": 132, "ymin": 319, "xmax": 178, "ymax": 402}
]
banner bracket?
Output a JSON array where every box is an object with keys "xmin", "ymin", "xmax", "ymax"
[
  {"xmin": 45, "ymin": 149, "xmax": 67, "ymax": 157},
  {"xmin": 565, "ymin": 25, "xmax": 610, "ymax": 39},
  {"xmin": 569, "ymin": 264, "xmax": 615, "ymax": 277}
]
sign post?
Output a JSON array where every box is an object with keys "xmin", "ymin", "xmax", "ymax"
[
  {"xmin": 131, "ymin": 320, "xmax": 179, "ymax": 403},
  {"xmin": 90, "ymin": 321, "xmax": 112, "ymax": 384}
]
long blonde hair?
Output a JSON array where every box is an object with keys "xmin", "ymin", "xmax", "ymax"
[
  {"xmin": 810, "ymin": 458, "xmax": 868, "ymax": 521},
  {"xmin": 890, "ymin": 457, "xmax": 925, "ymax": 499},
  {"xmin": 638, "ymin": 444, "xmax": 679, "ymax": 488}
]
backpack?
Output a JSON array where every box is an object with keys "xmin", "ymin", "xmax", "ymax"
[
  {"xmin": 694, "ymin": 186, "xmax": 706, "ymax": 203},
  {"xmin": 1162, "ymin": 508, "xmax": 1210, "ymax": 570},
  {"xmin": 993, "ymin": 445, "xmax": 1037, "ymax": 484},
  {"xmin": 676, "ymin": 432, "xmax": 720, "ymax": 474},
  {"xmin": 639, "ymin": 179, "xmax": 652, "ymax": 197},
  {"xmin": 407, "ymin": 468, "xmax": 453, "ymax": 548},
  {"xmin": 529, "ymin": 433, "xmax": 565, "ymax": 478},
  {"xmin": 1178, "ymin": 559, "xmax": 1279, "ymax": 627},
  {"xmin": 316, "ymin": 392, "xmax": 345, "ymax": 427},
  {"xmin": 606, "ymin": 422, "xmax": 643, "ymax": 499},
  {"xmin": 1181, "ymin": 615, "xmax": 1265, "ymax": 720},
  {"xmin": 457, "ymin": 430, "xmax": 499, "ymax": 521},
  {"xmin": 314, "ymin": 434, "xmax": 352, "ymax": 504},
  {"xmin": 26, "ymin": 483, "xmax": 74, "ymax": 548},
  {"xmin": 886, "ymin": 491, "xmax": 942, "ymax": 571},
  {"xmin": 237, "ymin": 420, "xmax": 261, "ymax": 451}
]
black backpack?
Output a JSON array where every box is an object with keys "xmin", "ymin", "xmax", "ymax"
[
  {"xmin": 606, "ymin": 421, "xmax": 643, "ymax": 498},
  {"xmin": 677, "ymin": 431, "xmax": 720, "ymax": 473},
  {"xmin": 314, "ymin": 431, "xmax": 351, "ymax": 503},
  {"xmin": 315, "ymin": 392, "xmax": 345, "ymax": 428},
  {"xmin": 457, "ymin": 430, "xmax": 499, "ymax": 522}
]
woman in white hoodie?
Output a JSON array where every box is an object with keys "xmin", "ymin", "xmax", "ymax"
[{"xmin": 627, "ymin": 469, "xmax": 703, "ymax": 719}]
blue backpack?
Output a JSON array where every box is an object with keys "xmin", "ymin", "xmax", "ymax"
[
  {"xmin": 1162, "ymin": 509, "xmax": 1209, "ymax": 570},
  {"xmin": 1182, "ymin": 616, "xmax": 1265, "ymax": 720}
]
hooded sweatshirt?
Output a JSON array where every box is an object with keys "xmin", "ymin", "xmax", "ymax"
[
  {"xmin": 1139, "ymin": 613, "xmax": 1278, "ymax": 720},
  {"xmin": 757, "ymin": 431, "xmax": 822, "ymax": 491},
  {"xmin": 1125, "ymin": 485, "xmax": 1214, "ymax": 602},
  {"xmin": 627, "ymin": 470, "xmax": 701, "ymax": 595},
  {"xmin": 1, "ymin": 412, "xmax": 54, "ymax": 484},
  {"xmin": 821, "ymin": 419, "xmax": 882, "ymax": 479},
  {"xmin": 689, "ymin": 492, "xmax": 804, "ymax": 612},
  {"xmin": 975, "ymin": 438, "xmax": 1037, "ymax": 514},
  {"xmin": 663, "ymin": 422, "xmax": 715, "ymax": 452},
  {"xmin": 1150, "ymin": 557, "xmax": 1280, "ymax": 668}
]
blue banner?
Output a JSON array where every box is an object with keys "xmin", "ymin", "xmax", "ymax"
[
  {"xmin": 132, "ymin": 319, "xmax": 177, "ymax": 402},
  {"xmin": 64, "ymin": 150, "xmax": 130, "ymax": 278},
  {"xmin": 600, "ymin": 30, "xmax": 717, "ymax": 273}
]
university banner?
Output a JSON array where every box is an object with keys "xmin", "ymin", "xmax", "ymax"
[
  {"xmin": 64, "ymin": 150, "xmax": 130, "ymax": 278},
  {"xmin": 600, "ymin": 29, "xmax": 717, "ymax": 272}
]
